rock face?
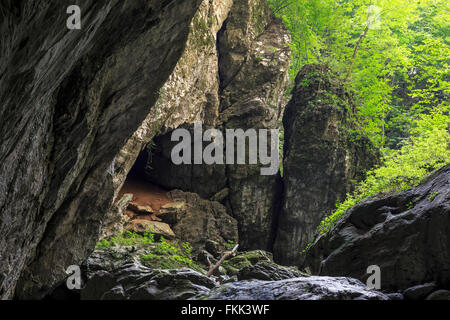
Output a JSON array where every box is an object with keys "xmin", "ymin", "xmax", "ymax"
[
  {"xmin": 100, "ymin": 194, "xmax": 133, "ymax": 239},
  {"xmin": 112, "ymin": 0, "xmax": 234, "ymax": 198},
  {"xmin": 167, "ymin": 189, "xmax": 239, "ymax": 260},
  {"xmin": 304, "ymin": 164, "xmax": 450, "ymax": 292},
  {"xmin": 1, "ymin": 0, "xmax": 288, "ymax": 300},
  {"xmin": 205, "ymin": 276, "xmax": 388, "ymax": 300},
  {"xmin": 273, "ymin": 65, "xmax": 378, "ymax": 265},
  {"xmin": 144, "ymin": 0, "xmax": 291, "ymax": 251},
  {"xmin": 0, "ymin": 0, "xmax": 202, "ymax": 299},
  {"xmin": 216, "ymin": 0, "xmax": 290, "ymax": 251},
  {"xmin": 237, "ymin": 262, "xmax": 304, "ymax": 281},
  {"xmin": 81, "ymin": 263, "xmax": 216, "ymax": 300}
]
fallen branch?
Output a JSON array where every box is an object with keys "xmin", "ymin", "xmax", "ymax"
[{"xmin": 206, "ymin": 244, "xmax": 239, "ymax": 277}]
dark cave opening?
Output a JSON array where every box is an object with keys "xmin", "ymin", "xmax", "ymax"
[
  {"xmin": 127, "ymin": 145, "xmax": 150, "ymax": 180},
  {"xmin": 118, "ymin": 140, "xmax": 172, "ymax": 215}
]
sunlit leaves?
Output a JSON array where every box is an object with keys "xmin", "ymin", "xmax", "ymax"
[
  {"xmin": 267, "ymin": 0, "xmax": 449, "ymax": 148},
  {"xmin": 316, "ymin": 108, "xmax": 449, "ymax": 236}
]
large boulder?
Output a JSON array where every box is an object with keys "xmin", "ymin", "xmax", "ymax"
[
  {"xmin": 80, "ymin": 247, "xmax": 387, "ymax": 300},
  {"xmin": 81, "ymin": 260, "xmax": 388, "ymax": 300},
  {"xmin": 237, "ymin": 262, "xmax": 304, "ymax": 281},
  {"xmin": 304, "ymin": 164, "xmax": 450, "ymax": 292},
  {"xmin": 167, "ymin": 190, "xmax": 239, "ymax": 260},
  {"xmin": 81, "ymin": 263, "xmax": 216, "ymax": 300},
  {"xmin": 204, "ymin": 276, "xmax": 389, "ymax": 300},
  {"xmin": 273, "ymin": 65, "xmax": 378, "ymax": 265},
  {"xmin": 403, "ymin": 283, "xmax": 437, "ymax": 300},
  {"xmin": 0, "ymin": 0, "xmax": 203, "ymax": 299}
]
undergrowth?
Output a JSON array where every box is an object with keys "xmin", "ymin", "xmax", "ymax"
[
  {"xmin": 96, "ymin": 231, "xmax": 203, "ymax": 272},
  {"xmin": 303, "ymin": 109, "xmax": 450, "ymax": 253}
]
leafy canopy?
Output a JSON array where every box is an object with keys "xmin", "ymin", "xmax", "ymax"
[{"xmin": 268, "ymin": 0, "xmax": 449, "ymax": 148}]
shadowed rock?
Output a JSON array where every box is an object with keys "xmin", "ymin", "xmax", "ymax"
[
  {"xmin": 204, "ymin": 276, "xmax": 389, "ymax": 300},
  {"xmin": 81, "ymin": 263, "xmax": 216, "ymax": 300},
  {"xmin": 0, "ymin": 0, "xmax": 202, "ymax": 299},
  {"xmin": 304, "ymin": 164, "xmax": 450, "ymax": 292},
  {"xmin": 273, "ymin": 64, "xmax": 379, "ymax": 266},
  {"xmin": 237, "ymin": 262, "xmax": 304, "ymax": 281}
]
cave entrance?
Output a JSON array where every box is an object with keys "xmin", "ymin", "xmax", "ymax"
[
  {"xmin": 117, "ymin": 128, "xmax": 228, "ymax": 221},
  {"xmin": 117, "ymin": 141, "xmax": 171, "ymax": 216}
]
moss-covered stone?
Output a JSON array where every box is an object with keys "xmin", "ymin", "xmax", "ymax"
[
  {"xmin": 92, "ymin": 232, "xmax": 205, "ymax": 274},
  {"xmin": 222, "ymin": 250, "xmax": 273, "ymax": 275}
]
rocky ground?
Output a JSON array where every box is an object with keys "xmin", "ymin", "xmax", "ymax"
[
  {"xmin": 76, "ymin": 169, "xmax": 390, "ymax": 300},
  {"xmin": 75, "ymin": 163, "xmax": 449, "ymax": 300},
  {"xmin": 77, "ymin": 248, "xmax": 388, "ymax": 300}
]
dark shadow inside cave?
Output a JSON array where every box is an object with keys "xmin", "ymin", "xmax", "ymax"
[
  {"xmin": 118, "ymin": 140, "xmax": 172, "ymax": 214},
  {"xmin": 127, "ymin": 144, "xmax": 150, "ymax": 180}
]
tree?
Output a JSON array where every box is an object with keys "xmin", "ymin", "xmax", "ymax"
[{"xmin": 267, "ymin": 0, "xmax": 449, "ymax": 149}]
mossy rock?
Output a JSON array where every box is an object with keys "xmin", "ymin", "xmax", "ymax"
[
  {"xmin": 140, "ymin": 253, "xmax": 205, "ymax": 273},
  {"xmin": 222, "ymin": 250, "xmax": 273, "ymax": 276}
]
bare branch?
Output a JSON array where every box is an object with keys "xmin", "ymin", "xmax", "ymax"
[{"xmin": 206, "ymin": 244, "xmax": 239, "ymax": 277}]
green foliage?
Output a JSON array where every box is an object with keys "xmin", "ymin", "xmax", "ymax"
[
  {"xmin": 96, "ymin": 231, "xmax": 155, "ymax": 249},
  {"xmin": 96, "ymin": 238, "xmax": 111, "ymax": 250},
  {"xmin": 314, "ymin": 109, "xmax": 449, "ymax": 237},
  {"xmin": 140, "ymin": 237, "xmax": 201, "ymax": 271},
  {"xmin": 428, "ymin": 191, "xmax": 439, "ymax": 202},
  {"xmin": 96, "ymin": 232, "xmax": 202, "ymax": 272},
  {"xmin": 268, "ymin": 0, "xmax": 449, "ymax": 148},
  {"xmin": 224, "ymin": 240, "xmax": 236, "ymax": 251}
]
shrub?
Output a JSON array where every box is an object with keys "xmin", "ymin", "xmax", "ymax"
[
  {"xmin": 140, "ymin": 237, "xmax": 202, "ymax": 272},
  {"xmin": 313, "ymin": 108, "xmax": 450, "ymax": 238},
  {"xmin": 95, "ymin": 231, "xmax": 202, "ymax": 271}
]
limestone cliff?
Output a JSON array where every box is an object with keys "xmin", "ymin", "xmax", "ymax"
[
  {"xmin": 113, "ymin": 0, "xmax": 234, "ymax": 199},
  {"xmin": 141, "ymin": 0, "xmax": 291, "ymax": 251},
  {"xmin": 0, "ymin": 0, "xmax": 202, "ymax": 299},
  {"xmin": 0, "ymin": 0, "xmax": 290, "ymax": 300},
  {"xmin": 273, "ymin": 65, "xmax": 379, "ymax": 266}
]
